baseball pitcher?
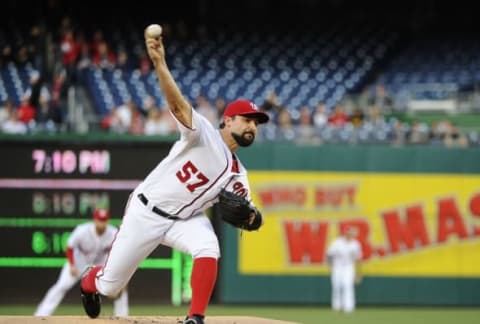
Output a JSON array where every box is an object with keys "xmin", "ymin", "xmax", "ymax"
[{"xmin": 79, "ymin": 24, "xmax": 269, "ymax": 324}]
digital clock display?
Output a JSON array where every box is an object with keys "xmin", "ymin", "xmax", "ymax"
[
  {"xmin": 0, "ymin": 141, "xmax": 167, "ymax": 179},
  {"xmin": 32, "ymin": 149, "xmax": 110, "ymax": 174}
]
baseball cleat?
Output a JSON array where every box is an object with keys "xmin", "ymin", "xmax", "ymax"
[
  {"xmin": 80, "ymin": 288, "xmax": 101, "ymax": 318},
  {"xmin": 179, "ymin": 314, "xmax": 205, "ymax": 324}
]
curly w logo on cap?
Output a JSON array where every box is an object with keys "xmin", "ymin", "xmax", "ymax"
[{"xmin": 223, "ymin": 99, "xmax": 270, "ymax": 124}]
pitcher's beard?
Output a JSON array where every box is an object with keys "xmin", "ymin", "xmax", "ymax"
[{"xmin": 232, "ymin": 131, "xmax": 254, "ymax": 147}]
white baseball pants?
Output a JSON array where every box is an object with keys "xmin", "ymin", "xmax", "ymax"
[
  {"xmin": 34, "ymin": 263, "xmax": 129, "ymax": 316},
  {"xmin": 95, "ymin": 194, "xmax": 220, "ymax": 298},
  {"xmin": 331, "ymin": 266, "xmax": 356, "ymax": 312}
]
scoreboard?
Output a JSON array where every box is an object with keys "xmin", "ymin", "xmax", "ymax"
[{"xmin": 0, "ymin": 139, "xmax": 192, "ymax": 304}]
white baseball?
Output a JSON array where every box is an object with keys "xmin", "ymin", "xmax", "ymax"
[{"xmin": 145, "ymin": 24, "xmax": 162, "ymax": 39}]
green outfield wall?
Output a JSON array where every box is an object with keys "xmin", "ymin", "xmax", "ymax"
[
  {"xmin": 220, "ymin": 143, "xmax": 480, "ymax": 305},
  {"xmin": 1, "ymin": 135, "xmax": 479, "ymax": 305}
]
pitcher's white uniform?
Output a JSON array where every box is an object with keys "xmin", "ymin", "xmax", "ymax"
[
  {"xmin": 80, "ymin": 34, "xmax": 269, "ymax": 323},
  {"xmin": 326, "ymin": 235, "xmax": 362, "ymax": 313},
  {"xmin": 35, "ymin": 222, "xmax": 128, "ymax": 316},
  {"xmin": 95, "ymin": 107, "xmax": 253, "ymax": 298}
]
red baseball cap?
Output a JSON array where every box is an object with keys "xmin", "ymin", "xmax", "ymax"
[
  {"xmin": 223, "ymin": 99, "xmax": 269, "ymax": 124},
  {"xmin": 93, "ymin": 209, "xmax": 110, "ymax": 221}
]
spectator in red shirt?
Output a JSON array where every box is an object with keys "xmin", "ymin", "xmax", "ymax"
[
  {"xmin": 60, "ymin": 29, "xmax": 79, "ymax": 84},
  {"xmin": 92, "ymin": 41, "xmax": 116, "ymax": 69},
  {"xmin": 17, "ymin": 97, "xmax": 36, "ymax": 124},
  {"xmin": 328, "ymin": 104, "xmax": 348, "ymax": 127},
  {"xmin": 60, "ymin": 29, "xmax": 79, "ymax": 65}
]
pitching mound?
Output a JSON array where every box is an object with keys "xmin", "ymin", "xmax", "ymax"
[{"xmin": 0, "ymin": 316, "xmax": 299, "ymax": 324}]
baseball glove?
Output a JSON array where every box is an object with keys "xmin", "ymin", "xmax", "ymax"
[{"xmin": 216, "ymin": 189, "xmax": 262, "ymax": 231}]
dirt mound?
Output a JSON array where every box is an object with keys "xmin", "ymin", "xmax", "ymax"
[{"xmin": 0, "ymin": 316, "xmax": 299, "ymax": 324}]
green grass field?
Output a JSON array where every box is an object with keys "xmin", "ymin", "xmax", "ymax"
[{"xmin": 1, "ymin": 304, "xmax": 479, "ymax": 324}]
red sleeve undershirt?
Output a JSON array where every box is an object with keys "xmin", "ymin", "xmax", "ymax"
[
  {"xmin": 232, "ymin": 155, "xmax": 239, "ymax": 173},
  {"xmin": 66, "ymin": 247, "xmax": 74, "ymax": 265}
]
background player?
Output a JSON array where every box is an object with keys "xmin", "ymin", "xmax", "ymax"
[
  {"xmin": 79, "ymin": 25, "xmax": 269, "ymax": 324},
  {"xmin": 34, "ymin": 208, "xmax": 128, "ymax": 317},
  {"xmin": 326, "ymin": 226, "xmax": 362, "ymax": 313}
]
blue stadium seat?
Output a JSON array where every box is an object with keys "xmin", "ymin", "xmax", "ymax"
[{"xmin": 83, "ymin": 27, "xmax": 400, "ymax": 116}]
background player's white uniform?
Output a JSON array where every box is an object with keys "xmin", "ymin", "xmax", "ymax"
[
  {"xmin": 35, "ymin": 222, "xmax": 128, "ymax": 316},
  {"xmin": 326, "ymin": 235, "xmax": 362, "ymax": 313},
  {"xmin": 95, "ymin": 107, "xmax": 253, "ymax": 297}
]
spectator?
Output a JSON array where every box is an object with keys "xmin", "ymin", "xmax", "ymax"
[
  {"xmin": 0, "ymin": 99, "xmax": 14, "ymax": 124},
  {"xmin": 328, "ymin": 104, "xmax": 348, "ymax": 127},
  {"xmin": 59, "ymin": 28, "xmax": 79, "ymax": 84},
  {"xmin": 138, "ymin": 49, "xmax": 152, "ymax": 76},
  {"xmin": 116, "ymin": 48, "xmax": 134, "ymax": 74},
  {"xmin": 214, "ymin": 97, "xmax": 226, "ymax": 121},
  {"xmin": 17, "ymin": 96, "xmax": 36, "ymax": 124},
  {"xmin": 93, "ymin": 41, "xmax": 116, "ymax": 69},
  {"xmin": 127, "ymin": 100, "xmax": 145, "ymax": 135},
  {"xmin": 408, "ymin": 120, "xmax": 430, "ymax": 144},
  {"xmin": 195, "ymin": 95, "xmax": 217, "ymax": 126},
  {"xmin": 260, "ymin": 91, "xmax": 282, "ymax": 115},
  {"xmin": 144, "ymin": 108, "xmax": 174, "ymax": 135},
  {"xmin": 51, "ymin": 70, "xmax": 68, "ymax": 122},
  {"xmin": 444, "ymin": 129, "xmax": 468, "ymax": 148},
  {"xmin": 372, "ymin": 84, "xmax": 393, "ymax": 112},
  {"xmin": 365, "ymin": 105, "xmax": 386, "ymax": 127},
  {"xmin": 391, "ymin": 118, "xmax": 409, "ymax": 146},
  {"xmin": 313, "ymin": 102, "xmax": 328, "ymax": 128},
  {"xmin": 1, "ymin": 101, "xmax": 27, "ymax": 134},
  {"xmin": 141, "ymin": 95, "xmax": 158, "ymax": 115},
  {"xmin": 35, "ymin": 92, "xmax": 60, "ymax": 132},
  {"xmin": 24, "ymin": 70, "xmax": 49, "ymax": 110},
  {"xmin": 357, "ymin": 86, "xmax": 371, "ymax": 112},
  {"xmin": 276, "ymin": 107, "xmax": 295, "ymax": 141},
  {"xmin": 27, "ymin": 24, "xmax": 47, "ymax": 74},
  {"xmin": 349, "ymin": 108, "xmax": 364, "ymax": 128},
  {"xmin": 76, "ymin": 41, "xmax": 92, "ymax": 83},
  {"xmin": 15, "ymin": 44, "xmax": 31, "ymax": 68},
  {"xmin": 0, "ymin": 44, "xmax": 13, "ymax": 67},
  {"xmin": 107, "ymin": 100, "xmax": 144, "ymax": 134},
  {"xmin": 100, "ymin": 108, "xmax": 123, "ymax": 133},
  {"xmin": 90, "ymin": 30, "xmax": 105, "ymax": 58},
  {"xmin": 295, "ymin": 106, "xmax": 318, "ymax": 144}
]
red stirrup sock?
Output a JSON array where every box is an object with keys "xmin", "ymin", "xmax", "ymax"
[
  {"xmin": 189, "ymin": 257, "xmax": 218, "ymax": 317},
  {"xmin": 81, "ymin": 265, "xmax": 102, "ymax": 293}
]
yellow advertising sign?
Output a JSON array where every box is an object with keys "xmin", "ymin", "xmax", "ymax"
[{"xmin": 240, "ymin": 172, "xmax": 480, "ymax": 277}]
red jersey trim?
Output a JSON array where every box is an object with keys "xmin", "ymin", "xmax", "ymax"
[{"xmin": 66, "ymin": 247, "xmax": 74, "ymax": 265}]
